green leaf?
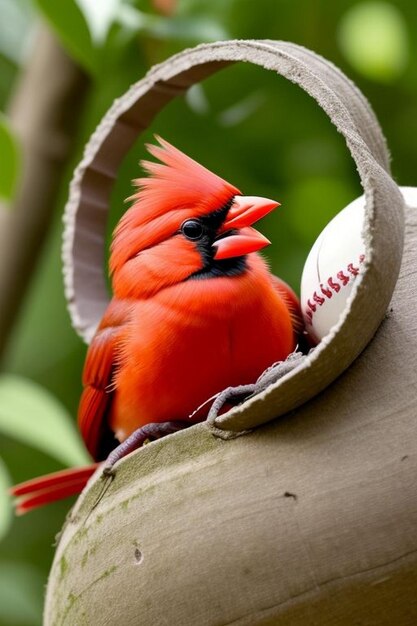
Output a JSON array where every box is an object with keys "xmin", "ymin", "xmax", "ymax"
[
  {"xmin": 0, "ymin": 561, "xmax": 44, "ymax": 625},
  {"xmin": 117, "ymin": 6, "xmax": 229, "ymax": 41},
  {"xmin": 75, "ymin": 0, "xmax": 121, "ymax": 43},
  {"xmin": 0, "ymin": 375, "xmax": 90, "ymax": 467},
  {"xmin": 338, "ymin": 1, "xmax": 409, "ymax": 82},
  {"xmin": 0, "ymin": 0, "xmax": 35, "ymax": 65},
  {"xmin": 0, "ymin": 457, "xmax": 12, "ymax": 542},
  {"xmin": 0, "ymin": 113, "xmax": 20, "ymax": 201},
  {"xmin": 177, "ymin": 0, "xmax": 235, "ymax": 15},
  {"xmin": 35, "ymin": 0, "xmax": 97, "ymax": 74}
]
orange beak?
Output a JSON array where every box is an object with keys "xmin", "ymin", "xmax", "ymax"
[{"xmin": 212, "ymin": 195, "xmax": 280, "ymax": 260}]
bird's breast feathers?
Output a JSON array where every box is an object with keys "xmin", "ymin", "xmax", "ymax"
[{"xmin": 109, "ymin": 254, "xmax": 294, "ymax": 439}]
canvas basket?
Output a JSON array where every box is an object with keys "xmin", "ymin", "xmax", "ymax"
[{"xmin": 45, "ymin": 41, "xmax": 417, "ymax": 626}]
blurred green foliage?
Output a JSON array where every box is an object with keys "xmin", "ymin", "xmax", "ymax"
[
  {"xmin": 0, "ymin": 113, "xmax": 19, "ymax": 201},
  {"xmin": 0, "ymin": 375, "xmax": 89, "ymax": 468},
  {"xmin": 36, "ymin": 0, "xmax": 98, "ymax": 72},
  {"xmin": 0, "ymin": 0, "xmax": 416, "ymax": 623},
  {"xmin": 338, "ymin": 2, "xmax": 409, "ymax": 82}
]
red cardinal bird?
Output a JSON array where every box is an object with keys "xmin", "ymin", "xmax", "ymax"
[{"xmin": 11, "ymin": 137, "xmax": 302, "ymax": 514}]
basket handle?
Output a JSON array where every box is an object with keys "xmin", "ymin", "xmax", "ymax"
[{"xmin": 62, "ymin": 40, "xmax": 404, "ymax": 433}]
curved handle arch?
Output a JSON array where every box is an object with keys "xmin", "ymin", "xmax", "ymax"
[{"xmin": 62, "ymin": 40, "xmax": 404, "ymax": 433}]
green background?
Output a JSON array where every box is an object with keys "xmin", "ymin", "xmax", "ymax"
[{"xmin": 0, "ymin": 1, "xmax": 415, "ymax": 623}]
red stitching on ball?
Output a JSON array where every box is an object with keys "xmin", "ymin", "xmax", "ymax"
[
  {"xmin": 320, "ymin": 283, "xmax": 333, "ymax": 298},
  {"xmin": 328, "ymin": 277, "xmax": 341, "ymax": 292},
  {"xmin": 304, "ymin": 254, "xmax": 365, "ymax": 325},
  {"xmin": 347, "ymin": 263, "xmax": 360, "ymax": 276},
  {"xmin": 337, "ymin": 270, "xmax": 349, "ymax": 286},
  {"xmin": 313, "ymin": 291, "xmax": 325, "ymax": 305}
]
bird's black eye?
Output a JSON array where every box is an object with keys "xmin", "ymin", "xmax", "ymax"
[{"xmin": 181, "ymin": 219, "xmax": 204, "ymax": 241}]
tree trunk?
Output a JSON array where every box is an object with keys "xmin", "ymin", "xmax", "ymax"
[{"xmin": 0, "ymin": 25, "xmax": 90, "ymax": 360}]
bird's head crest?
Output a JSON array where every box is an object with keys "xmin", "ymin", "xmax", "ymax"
[
  {"xmin": 109, "ymin": 137, "xmax": 278, "ymax": 299},
  {"xmin": 110, "ymin": 136, "xmax": 240, "ymax": 277},
  {"xmin": 134, "ymin": 136, "xmax": 240, "ymax": 219}
]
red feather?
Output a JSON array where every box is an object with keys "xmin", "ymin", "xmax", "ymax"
[
  {"xmin": 10, "ymin": 465, "xmax": 99, "ymax": 515},
  {"xmin": 11, "ymin": 137, "xmax": 304, "ymax": 514},
  {"xmin": 271, "ymin": 275, "xmax": 304, "ymax": 336},
  {"xmin": 78, "ymin": 299, "xmax": 131, "ymax": 460}
]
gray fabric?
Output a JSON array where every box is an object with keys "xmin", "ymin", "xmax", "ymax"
[
  {"xmin": 206, "ymin": 351, "xmax": 309, "ymax": 440},
  {"xmin": 62, "ymin": 39, "xmax": 404, "ymax": 437},
  {"xmin": 47, "ymin": 40, "xmax": 415, "ymax": 626},
  {"xmin": 45, "ymin": 203, "xmax": 417, "ymax": 624}
]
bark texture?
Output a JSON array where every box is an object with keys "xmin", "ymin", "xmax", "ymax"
[
  {"xmin": 0, "ymin": 25, "xmax": 90, "ymax": 359},
  {"xmin": 44, "ymin": 40, "xmax": 415, "ymax": 625},
  {"xmin": 44, "ymin": 202, "xmax": 417, "ymax": 624}
]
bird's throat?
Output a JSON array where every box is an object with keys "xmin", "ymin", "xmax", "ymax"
[{"xmin": 188, "ymin": 255, "xmax": 247, "ymax": 281}]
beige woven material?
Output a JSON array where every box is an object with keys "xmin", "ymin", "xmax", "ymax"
[
  {"xmin": 62, "ymin": 40, "xmax": 404, "ymax": 435},
  {"xmin": 46, "ymin": 201, "xmax": 417, "ymax": 625},
  {"xmin": 49, "ymin": 41, "xmax": 416, "ymax": 625}
]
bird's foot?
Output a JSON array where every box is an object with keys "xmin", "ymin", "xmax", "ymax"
[
  {"xmin": 206, "ymin": 384, "xmax": 256, "ymax": 422},
  {"xmin": 207, "ymin": 351, "xmax": 313, "ymax": 423},
  {"xmin": 102, "ymin": 421, "xmax": 190, "ymax": 475}
]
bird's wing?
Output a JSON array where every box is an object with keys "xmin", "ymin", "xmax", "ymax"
[
  {"xmin": 78, "ymin": 299, "xmax": 130, "ymax": 460},
  {"xmin": 271, "ymin": 275, "xmax": 304, "ymax": 337}
]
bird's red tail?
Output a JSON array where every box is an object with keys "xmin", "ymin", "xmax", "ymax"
[{"xmin": 10, "ymin": 464, "xmax": 100, "ymax": 515}]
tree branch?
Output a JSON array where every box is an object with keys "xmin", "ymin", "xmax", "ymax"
[{"xmin": 0, "ymin": 25, "xmax": 90, "ymax": 360}]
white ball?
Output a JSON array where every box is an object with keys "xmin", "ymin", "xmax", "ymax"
[
  {"xmin": 300, "ymin": 196, "xmax": 365, "ymax": 344},
  {"xmin": 300, "ymin": 186, "xmax": 417, "ymax": 344}
]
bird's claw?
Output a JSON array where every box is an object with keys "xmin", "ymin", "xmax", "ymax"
[{"xmin": 102, "ymin": 420, "xmax": 191, "ymax": 474}]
